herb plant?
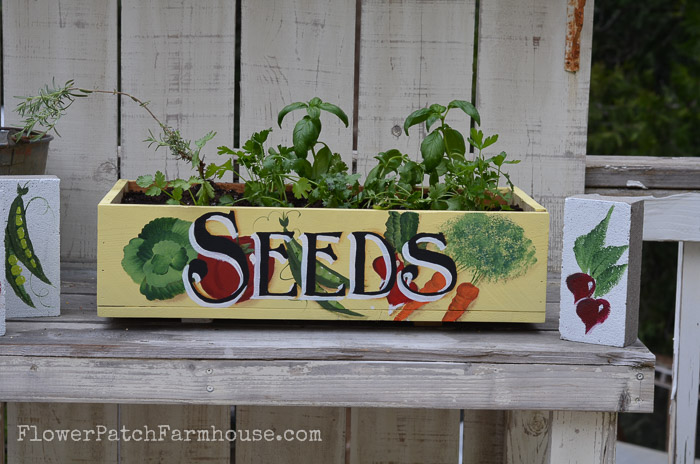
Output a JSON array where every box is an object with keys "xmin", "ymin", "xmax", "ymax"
[{"xmin": 15, "ymin": 81, "xmax": 524, "ymax": 212}]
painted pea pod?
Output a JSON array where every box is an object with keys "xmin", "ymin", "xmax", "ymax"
[
  {"xmin": 285, "ymin": 235, "xmax": 350, "ymax": 290},
  {"xmin": 5, "ymin": 184, "xmax": 52, "ymax": 285},
  {"xmin": 4, "ymin": 230, "xmax": 35, "ymax": 307}
]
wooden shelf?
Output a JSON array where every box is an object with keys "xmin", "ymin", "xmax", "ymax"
[{"xmin": 0, "ymin": 265, "xmax": 654, "ymax": 412}]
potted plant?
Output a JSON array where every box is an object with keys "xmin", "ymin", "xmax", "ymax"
[{"xmin": 19, "ymin": 82, "xmax": 549, "ymax": 322}]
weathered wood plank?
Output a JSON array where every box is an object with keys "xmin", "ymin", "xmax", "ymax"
[
  {"xmin": 0, "ymin": 323, "xmax": 654, "ymax": 367},
  {"xmin": 668, "ymin": 242, "xmax": 700, "ymax": 464},
  {"xmin": 476, "ymin": 0, "xmax": 594, "ymax": 273},
  {"xmin": 236, "ymin": 406, "xmax": 345, "ymax": 464},
  {"xmin": 0, "ymin": 357, "xmax": 653, "ymax": 411},
  {"xmin": 1, "ymin": 403, "xmax": 5, "ymax": 464},
  {"xmin": 586, "ymin": 156, "xmax": 700, "ymax": 190},
  {"xmin": 119, "ymin": 404, "xmax": 230, "ymax": 463},
  {"xmin": 349, "ymin": 408, "xmax": 460, "ymax": 464},
  {"xmin": 505, "ymin": 411, "xmax": 550, "ymax": 464},
  {"xmin": 6, "ymin": 403, "xmax": 118, "ymax": 463},
  {"xmin": 549, "ymin": 411, "xmax": 616, "ymax": 464},
  {"xmin": 462, "ymin": 410, "xmax": 506, "ymax": 464},
  {"xmin": 239, "ymin": 0, "xmax": 355, "ymax": 166},
  {"xmin": 355, "ymin": 0, "xmax": 476, "ymax": 176},
  {"xmin": 120, "ymin": 0, "xmax": 236, "ymax": 180},
  {"xmin": 2, "ymin": 0, "xmax": 118, "ymax": 262}
]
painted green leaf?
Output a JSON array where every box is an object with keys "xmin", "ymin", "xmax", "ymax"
[
  {"xmin": 121, "ymin": 217, "xmax": 197, "ymax": 301},
  {"xmin": 573, "ymin": 205, "xmax": 615, "ymax": 273},
  {"xmin": 420, "ymin": 130, "xmax": 444, "ymax": 172},
  {"xmin": 399, "ymin": 212, "xmax": 419, "ymax": 251},
  {"xmin": 384, "ymin": 211, "xmax": 402, "ymax": 253},
  {"xmin": 594, "ymin": 263, "xmax": 627, "ymax": 297},
  {"xmin": 589, "ymin": 245, "xmax": 628, "ymax": 281}
]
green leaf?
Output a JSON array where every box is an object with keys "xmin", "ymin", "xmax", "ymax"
[
  {"xmin": 319, "ymin": 102, "xmax": 349, "ymax": 127},
  {"xmin": 136, "ymin": 175, "xmax": 154, "ymax": 188},
  {"xmin": 293, "ymin": 116, "xmax": 320, "ymax": 158},
  {"xmin": 145, "ymin": 186, "xmax": 161, "ymax": 196},
  {"xmin": 292, "ymin": 177, "xmax": 311, "ymax": 199},
  {"xmin": 426, "ymin": 113, "xmax": 440, "ymax": 131},
  {"xmin": 309, "ymin": 97, "xmax": 322, "ymax": 107},
  {"xmin": 293, "ymin": 158, "xmax": 313, "ymax": 178},
  {"xmin": 590, "ymin": 245, "xmax": 628, "ymax": 280},
  {"xmin": 166, "ymin": 198, "xmax": 180, "ymax": 205},
  {"xmin": 195, "ymin": 131, "xmax": 216, "ymax": 149},
  {"xmin": 277, "ymin": 101, "xmax": 307, "ymax": 127},
  {"xmin": 594, "ymin": 264, "xmax": 628, "ymax": 297},
  {"xmin": 482, "ymin": 134, "xmax": 498, "ymax": 149},
  {"xmin": 218, "ymin": 194, "xmax": 235, "ymax": 206},
  {"xmin": 312, "ymin": 146, "xmax": 332, "ymax": 178},
  {"xmin": 448, "ymin": 100, "xmax": 481, "ymax": 125},
  {"xmin": 154, "ymin": 171, "xmax": 167, "ymax": 188},
  {"xmin": 572, "ymin": 206, "xmax": 615, "ymax": 273},
  {"xmin": 420, "ymin": 130, "xmax": 445, "ymax": 172},
  {"xmin": 217, "ymin": 145, "xmax": 237, "ymax": 156},
  {"xmin": 444, "ymin": 127, "xmax": 466, "ymax": 156},
  {"xmin": 404, "ymin": 108, "xmax": 432, "ymax": 135},
  {"xmin": 307, "ymin": 106, "xmax": 321, "ymax": 120}
]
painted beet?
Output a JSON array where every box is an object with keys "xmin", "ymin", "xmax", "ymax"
[
  {"xmin": 576, "ymin": 297, "xmax": 610, "ymax": 334},
  {"xmin": 566, "ymin": 272, "xmax": 595, "ymax": 303}
]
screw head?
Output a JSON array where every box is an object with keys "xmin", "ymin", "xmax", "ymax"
[
  {"xmin": 206, "ymin": 385, "xmax": 214, "ymax": 393},
  {"xmin": 636, "ymin": 373, "xmax": 644, "ymax": 380},
  {"xmin": 206, "ymin": 368, "xmax": 213, "ymax": 375},
  {"xmin": 391, "ymin": 125, "xmax": 402, "ymax": 137}
]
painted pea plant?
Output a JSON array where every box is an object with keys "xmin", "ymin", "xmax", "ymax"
[
  {"xmin": 4, "ymin": 183, "xmax": 52, "ymax": 308},
  {"xmin": 566, "ymin": 206, "xmax": 628, "ymax": 333}
]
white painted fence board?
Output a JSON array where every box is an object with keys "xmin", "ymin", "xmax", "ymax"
[
  {"xmin": 356, "ymin": 0, "xmax": 476, "ymax": 176},
  {"xmin": 236, "ymin": 406, "xmax": 346, "ymax": 464},
  {"xmin": 6, "ymin": 402, "xmax": 118, "ymax": 463},
  {"xmin": 476, "ymin": 0, "xmax": 594, "ymax": 272},
  {"xmin": 120, "ymin": 0, "xmax": 236, "ymax": 180},
  {"xmin": 2, "ymin": 0, "xmax": 118, "ymax": 262},
  {"xmin": 350, "ymin": 408, "xmax": 460, "ymax": 464},
  {"xmin": 119, "ymin": 404, "xmax": 230, "ymax": 463},
  {"xmin": 462, "ymin": 410, "xmax": 506, "ymax": 464},
  {"xmin": 549, "ymin": 411, "xmax": 616, "ymax": 464},
  {"xmin": 668, "ymin": 241, "xmax": 700, "ymax": 464},
  {"xmin": 240, "ymin": 0, "xmax": 355, "ymax": 166}
]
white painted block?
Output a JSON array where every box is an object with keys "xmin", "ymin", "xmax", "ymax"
[
  {"xmin": 0, "ymin": 176, "xmax": 60, "ymax": 317},
  {"xmin": 559, "ymin": 195, "xmax": 644, "ymax": 347}
]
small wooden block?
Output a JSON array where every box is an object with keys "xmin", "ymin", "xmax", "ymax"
[
  {"xmin": 559, "ymin": 195, "xmax": 644, "ymax": 347},
  {"xmin": 0, "ymin": 176, "xmax": 61, "ymax": 317}
]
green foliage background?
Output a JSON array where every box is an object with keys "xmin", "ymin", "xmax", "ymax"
[{"xmin": 588, "ymin": 0, "xmax": 699, "ymax": 453}]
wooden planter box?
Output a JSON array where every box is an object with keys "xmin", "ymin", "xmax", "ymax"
[{"xmin": 98, "ymin": 180, "xmax": 549, "ymax": 322}]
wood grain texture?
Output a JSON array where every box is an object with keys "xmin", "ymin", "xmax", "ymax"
[
  {"xmin": 476, "ymin": 0, "xmax": 594, "ymax": 273},
  {"xmin": 120, "ymin": 0, "xmax": 236, "ymax": 180},
  {"xmin": 239, "ymin": 0, "xmax": 355, "ymax": 166},
  {"xmin": 668, "ymin": 242, "xmax": 700, "ymax": 464},
  {"xmin": 0, "ymin": 357, "xmax": 653, "ymax": 411},
  {"xmin": 586, "ymin": 156, "xmax": 700, "ymax": 190},
  {"xmin": 355, "ymin": 0, "xmax": 476, "ymax": 176},
  {"xmin": 6, "ymin": 403, "xmax": 118, "ymax": 463},
  {"xmin": 1, "ymin": 403, "xmax": 4, "ymax": 464},
  {"xmin": 2, "ymin": 0, "xmax": 118, "ymax": 261},
  {"xmin": 0, "ymin": 322, "xmax": 654, "ymax": 367},
  {"xmin": 505, "ymin": 411, "xmax": 550, "ymax": 464},
  {"xmin": 119, "ymin": 404, "xmax": 230, "ymax": 463},
  {"xmin": 350, "ymin": 408, "xmax": 460, "ymax": 464},
  {"xmin": 236, "ymin": 406, "xmax": 345, "ymax": 464},
  {"xmin": 462, "ymin": 410, "xmax": 506, "ymax": 464},
  {"xmin": 549, "ymin": 411, "xmax": 616, "ymax": 464}
]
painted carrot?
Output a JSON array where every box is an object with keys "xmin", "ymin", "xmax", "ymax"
[
  {"xmin": 442, "ymin": 283, "xmax": 479, "ymax": 322},
  {"xmin": 393, "ymin": 272, "xmax": 446, "ymax": 321}
]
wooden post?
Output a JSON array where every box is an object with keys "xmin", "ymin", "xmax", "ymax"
[
  {"xmin": 463, "ymin": 410, "xmax": 506, "ymax": 464},
  {"xmin": 505, "ymin": 410, "xmax": 551, "ymax": 464},
  {"xmin": 549, "ymin": 411, "xmax": 616, "ymax": 464},
  {"xmin": 668, "ymin": 241, "xmax": 700, "ymax": 463},
  {"xmin": 1, "ymin": 403, "xmax": 5, "ymax": 464}
]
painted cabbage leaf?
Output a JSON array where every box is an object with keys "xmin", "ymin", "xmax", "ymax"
[{"xmin": 122, "ymin": 217, "xmax": 197, "ymax": 300}]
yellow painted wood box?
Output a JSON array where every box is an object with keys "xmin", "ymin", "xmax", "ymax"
[{"xmin": 98, "ymin": 180, "xmax": 549, "ymax": 322}]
